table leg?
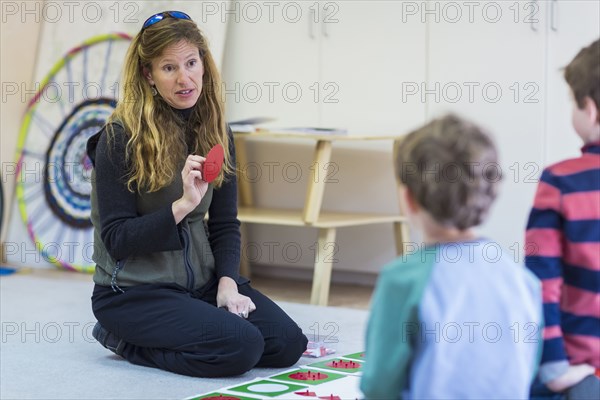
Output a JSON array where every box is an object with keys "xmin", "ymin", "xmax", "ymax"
[
  {"xmin": 234, "ymin": 136, "xmax": 252, "ymax": 277},
  {"xmin": 310, "ymin": 227, "xmax": 337, "ymax": 306},
  {"xmin": 234, "ymin": 136, "xmax": 253, "ymax": 208},
  {"xmin": 303, "ymin": 140, "xmax": 332, "ymax": 224},
  {"xmin": 394, "ymin": 221, "xmax": 410, "ymax": 256},
  {"xmin": 239, "ymin": 223, "xmax": 251, "ymax": 278}
]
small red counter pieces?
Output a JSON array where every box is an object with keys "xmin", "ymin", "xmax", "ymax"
[
  {"xmin": 289, "ymin": 370, "xmax": 328, "ymax": 381},
  {"xmin": 294, "ymin": 389, "xmax": 317, "ymax": 396},
  {"xmin": 325, "ymin": 360, "xmax": 360, "ymax": 370}
]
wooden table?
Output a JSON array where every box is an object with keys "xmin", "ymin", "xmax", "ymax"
[{"xmin": 233, "ymin": 130, "xmax": 409, "ymax": 306}]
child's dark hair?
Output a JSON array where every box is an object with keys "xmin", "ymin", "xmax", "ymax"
[
  {"xmin": 394, "ymin": 114, "xmax": 500, "ymax": 230},
  {"xmin": 564, "ymin": 39, "xmax": 600, "ymax": 112}
]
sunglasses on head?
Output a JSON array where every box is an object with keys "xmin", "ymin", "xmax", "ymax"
[{"xmin": 142, "ymin": 11, "xmax": 191, "ymax": 31}]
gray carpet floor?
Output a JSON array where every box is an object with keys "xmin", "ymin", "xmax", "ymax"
[{"xmin": 0, "ymin": 272, "xmax": 367, "ymax": 399}]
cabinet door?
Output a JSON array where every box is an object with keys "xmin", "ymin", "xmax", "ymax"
[
  {"xmin": 319, "ymin": 1, "xmax": 427, "ymax": 135},
  {"xmin": 545, "ymin": 0, "xmax": 600, "ymax": 165},
  {"xmin": 221, "ymin": 1, "xmax": 320, "ymax": 127},
  {"xmin": 427, "ymin": 0, "xmax": 547, "ymax": 254}
]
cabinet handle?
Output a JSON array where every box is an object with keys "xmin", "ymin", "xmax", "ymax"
[
  {"xmin": 309, "ymin": 8, "xmax": 316, "ymax": 39},
  {"xmin": 322, "ymin": 21, "xmax": 329, "ymax": 37},
  {"xmin": 551, "ymin": 0, "xmax": 558, "ymax": 31},
  {"xmin": 530, "ymin": 0, "xmax": 538, "ymax": 32},
  {"xmin": 322, "ymin": 7, "xmax": 329, "ymax": 37}
]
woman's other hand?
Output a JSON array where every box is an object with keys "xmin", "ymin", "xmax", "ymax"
[
  {"xmin": 217, "ymin": 277, "xmax": 256, "ymax": 318},
  {"xmin": 172, "ymin": 154, "xmax": 209, "ymax": 223}
]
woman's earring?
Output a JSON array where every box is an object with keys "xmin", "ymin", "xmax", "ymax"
[{"xmin": 151, "ymin": 86, "xmax": 157, "ymax": 96}]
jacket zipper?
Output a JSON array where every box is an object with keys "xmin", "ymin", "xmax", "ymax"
[
  {"xmin": 111, "ymin": 259, "xmax": 125, "ymax": 293},
  {"xmin": 181, "ymin": 227, "xmax": 196, "ymax": 290}
]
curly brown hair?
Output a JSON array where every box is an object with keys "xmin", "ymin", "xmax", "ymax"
[{"xmin": 394, "ymin": 115, "xmax": 500, "ymax": 230}]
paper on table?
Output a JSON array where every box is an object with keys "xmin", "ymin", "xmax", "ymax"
[
  {"xmin": 229, "ymin": 124, "xmax": 257, "ymax": 133},
  {"xmin": 229, "ymin": 117, "xmax": 277, "ymax": 133},
  {"xmin": 273, "ymin": 127, "xmax": 348, "ymax": 135}
]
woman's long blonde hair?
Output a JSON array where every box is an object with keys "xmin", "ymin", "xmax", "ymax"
[{"xmin": 109, "ymin": 17, "xmax": 232, "ymax": 192}]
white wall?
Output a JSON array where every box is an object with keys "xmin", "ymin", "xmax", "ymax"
[
  {"xmin": 222, "ymin": 1, "xmax": 600, "ymax": 282},
  {"xmin": 0, "ymin": 1, "xmax": 43, "ymax": 262}
]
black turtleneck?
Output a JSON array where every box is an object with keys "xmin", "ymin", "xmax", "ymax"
[
  {"xmin": 86, "ymin": 111, "xmax": 241, "ymax": 283},
  {"xmin": 177, "ymin": 106, "xmax": 194, "ymax": 120}
]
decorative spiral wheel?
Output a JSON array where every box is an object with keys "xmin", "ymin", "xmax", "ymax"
[{"xmin": 15, "ymin": 33, "xmax": 131, "ymax": 272}]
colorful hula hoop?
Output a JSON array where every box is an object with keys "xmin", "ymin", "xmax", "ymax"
[{"xmin": 15, "ymin": 33, "xmax": 131, "ymax": 272}]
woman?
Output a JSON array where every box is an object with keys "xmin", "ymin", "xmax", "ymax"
[{"xmin": 87, "ymin": 11, "xmax": 307, "ymax": 377}]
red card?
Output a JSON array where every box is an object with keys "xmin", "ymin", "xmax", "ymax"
[{"xmin": 202, "ymin": 144, "xmax": 224, "ymax": 183}]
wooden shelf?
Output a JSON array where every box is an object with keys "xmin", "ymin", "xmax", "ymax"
[
  {"xmin": 238, "ymin": 207, "xmax": 405, "ymax": 228},
  {"xmin": 233, "ymin": 132, "xmax": 409, "ymax": 306}
]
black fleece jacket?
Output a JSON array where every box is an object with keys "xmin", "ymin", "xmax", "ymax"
[{"xmin": 86, "ymin": 108, "xmax": 241, "ymax": 282}]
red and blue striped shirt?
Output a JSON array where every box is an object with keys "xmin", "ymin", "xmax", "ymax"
[{"xmin": 525, "ymin": 141, "xmax": 600, "ymax": 383}]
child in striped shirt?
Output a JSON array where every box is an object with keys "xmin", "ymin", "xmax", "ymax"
[{"xmin": 525, "ymin": 39, "xmax": 600, "ymax": 397}]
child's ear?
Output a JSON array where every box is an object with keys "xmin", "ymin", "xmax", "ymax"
[
  {"xmin": 400, "ymin": 186, "xmax": 420, "ymax": 214},
  {"xmin": 582, "ymin": 96, "xmax": 599, "ymax": 124}
]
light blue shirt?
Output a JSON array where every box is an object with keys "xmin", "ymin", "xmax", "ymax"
[{"xmin": 361, "ymin": 240, "xmax": 543, "ymax": 399}]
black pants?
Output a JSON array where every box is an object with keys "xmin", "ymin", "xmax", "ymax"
[{"xmin": 91, "ymin": 279, "xmax": 308, "ymax": 377}]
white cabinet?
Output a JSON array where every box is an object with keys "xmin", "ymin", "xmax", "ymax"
[
  {"xmin": 222, "ymin": 1, "xmax": 427, "ymax": 134},
  {"xmin": 319, "ymin": 1, "xmax": 427, "ymax": 135},
  {"xmin": 427, "ymin": 0, "xmax": 599, "ymax": 256},
  {"xmin": 427, "ymin": 0, "xmax": 547, "ymax": 254},
  {"xmin": 221, "ymin": 1, "xmax": 320, "ymax": 127},
  {"xmin": 545, "ymin": 0, "xmax": 600, "ymax": 165},
  {"xmin": 221, "ymin": 1, "xmax": 427, "ymax": 280},
  {"xmin": 221, "ymin": 1, "xmax": 599, "ymax": 277}
]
